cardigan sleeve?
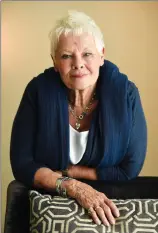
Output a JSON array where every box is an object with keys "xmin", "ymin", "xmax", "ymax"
[
  {"xmin": 96, "ymin": 82, "xmax": 147, "ymax": 181},
  {"xmin": 10, "ymin": 79, "xmax": 46, "ymax": 186}
]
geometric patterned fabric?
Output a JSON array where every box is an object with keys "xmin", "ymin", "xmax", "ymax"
[{"xmin": 29, "ymin": 190, "xmax": 158, "ymax": 233}]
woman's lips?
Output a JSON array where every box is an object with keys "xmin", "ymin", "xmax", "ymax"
[{"xmin": 71, "ymin": 74, "xmax": 88, "ymax": 78}]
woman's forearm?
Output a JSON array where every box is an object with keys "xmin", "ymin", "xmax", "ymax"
[
  {"xmin": 33, "ymin": 166, "xmax": 97, "ymax": 197},
  {"xmin": 33, "ymin": 167, "xmax": 62, "ymax": 190},
  {"xmin": 68, "ymin": 165, "xmax": 97, "ymax": 180},
  {"xmin": 34, "ymin": 167, "xmax": 81, "ymax": 198}
]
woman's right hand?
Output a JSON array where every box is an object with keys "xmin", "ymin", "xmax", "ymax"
[{"xmin": 65, "ymin": 179, "xmax": 120, "ymax": 226}]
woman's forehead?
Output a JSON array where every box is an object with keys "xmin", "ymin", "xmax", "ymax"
[{"xmin": 57, "ymin": 33, "xmax": 96, "ymax": 52}]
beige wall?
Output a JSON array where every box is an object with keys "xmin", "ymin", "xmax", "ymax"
[{"xmin": 1, "ymin": 1, "xmax": 158, "ymax": 231}]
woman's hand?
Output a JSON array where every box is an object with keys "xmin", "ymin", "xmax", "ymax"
[{"xmin": 65, "ymin": 180, "xmax": 120, "ymax": 226}]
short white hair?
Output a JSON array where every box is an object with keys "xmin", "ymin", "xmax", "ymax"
[{"xmin": 49, "ymin": 10, "xmax": 105, "ymax": 59}]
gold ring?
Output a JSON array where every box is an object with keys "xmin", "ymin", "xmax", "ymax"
[{"xmin": 87, "ymin": 207, "xmax": 94, "ymax": 215}]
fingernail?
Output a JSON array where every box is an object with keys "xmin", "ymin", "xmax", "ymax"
[
  {"xmin": 112, "ymin": 220, "xmax": 115, "ymax": 225},
  {"xmin": 115, "ymin": 211, "xmax": 120, "ymax": 218},
  {"xmin": 116, "ymin": 211, "xmax": 120, "ymax": 217},
  {"xmin": 97, "ymin": 220, "xmax": 101, "ymax": 225}
]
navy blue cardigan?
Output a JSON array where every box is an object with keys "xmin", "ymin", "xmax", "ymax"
[{"xmin": 10, "ymin": 60, "xmax": 147, "ymax": 186}]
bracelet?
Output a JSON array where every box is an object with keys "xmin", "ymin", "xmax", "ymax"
[{"xmin": 56, "ymin": 176, "xmax": 73, "ymax": 198}]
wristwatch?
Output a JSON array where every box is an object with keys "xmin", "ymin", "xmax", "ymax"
[{"xmin": 62, "ymin": 169, "xmax": 69, "ymax": 177}]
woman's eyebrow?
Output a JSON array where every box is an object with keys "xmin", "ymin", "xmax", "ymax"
[
  {"xmin": 59, "ymin": 48, "xmax": 93, "ymax": 54},
  {"xmin": 83, "ymin": 47, "xmax": 93, "ymax": 51},
  {"xmin": 83, "ymin": 47, "xmax": 91, "ymax": 51},
  {"xmin": 59, "ymin": 49, "xmax": 73, "ymax": 53}
]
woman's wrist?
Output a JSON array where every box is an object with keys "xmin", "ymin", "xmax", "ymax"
[
  {"xmin": 67, "ymin": 165, "xmax": 74, "ymax": 178},
  {"xmin": 55, "ymin": 176, "xmax": 73, "ymax": 197},
  {"xmin": 62, "ymin": 178, "xmax": 80, "ymax": 198}
]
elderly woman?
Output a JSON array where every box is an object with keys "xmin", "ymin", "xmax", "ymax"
[{"xmin": 10, "ymin": 11, "xmax": 147, "ymax": 227}]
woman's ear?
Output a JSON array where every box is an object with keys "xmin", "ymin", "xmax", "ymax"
[
  {"xmin": 100, "ymin": 48, "xmax": 105, "ymax": 66},
  {"xmin": 50, "ymin": 54, "xmax": 58, "ymax": 72}
]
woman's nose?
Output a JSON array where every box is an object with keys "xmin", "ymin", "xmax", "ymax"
[
  {"xmin": 72, "ymin": 64, "xmax": 83, "ymax": 70},
  {"xmin": 72, "ymin": 56, "xmax": 84, "ymax": 70}
]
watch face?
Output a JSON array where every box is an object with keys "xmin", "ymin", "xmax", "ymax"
[{"xmin": 62, "ymin": 170, "xmax": 67, "ymax": 176}]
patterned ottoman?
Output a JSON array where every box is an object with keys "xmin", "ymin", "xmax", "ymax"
[{"xmin": 29, "ymin": 190, "xmax": 158, "ymax": 233}]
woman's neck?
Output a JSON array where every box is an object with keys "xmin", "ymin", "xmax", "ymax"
[{"xmin": 68, "ymin": 85, "xmax": 96, "ymax": 108}]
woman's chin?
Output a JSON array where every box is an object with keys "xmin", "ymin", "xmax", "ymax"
[
  {"xmin": 68, "ymin": 78, "xmax": 96, "ymax": 90},
  {"xmin": 69, "ymin": 83, "xmax": 91, "ymax": 91}
]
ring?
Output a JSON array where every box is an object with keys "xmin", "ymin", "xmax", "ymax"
[
  {"xmin": 87, "ymin": 207, "xmax": 94, "ymax": 215},
  {"xmin": 94, "ymin": 206, "xmax": 101, "ymax": 211}
]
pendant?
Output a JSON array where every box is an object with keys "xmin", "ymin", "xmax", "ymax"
[
  {"xmin": 79, "ymin": 115, "xmax": 84, "ymax": 120},
  {"xmin": 76, "ymin": 122, "xmax": 80, "ymax": 130}
]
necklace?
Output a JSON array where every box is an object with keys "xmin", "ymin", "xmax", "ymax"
[{"xmin": 69, "ymin": 92, "xmax": 96, "ymax": 130}]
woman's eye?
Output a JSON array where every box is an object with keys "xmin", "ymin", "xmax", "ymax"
[
  {"xmin": 84, "ymin": 53, "xmax": 92, "ymax": 57},
  {"xmin": 61, "ymin": 54, "xmax": 72, "ymax": 59}
]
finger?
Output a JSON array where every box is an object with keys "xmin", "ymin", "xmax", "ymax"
[
  {"xmin": 95, "ymin": 206, "xmax": 110, "ymax": 226},
  {"xmin": 104, "ymin": 198, "xmax": 120, "ymax": 218},
  {"xmin": 89, "ymin": 208, "xmax": 102, "ymax": 225},
  {"xmin": 101, "ymin": 204, "xmax": 116, "ymax": 225}
]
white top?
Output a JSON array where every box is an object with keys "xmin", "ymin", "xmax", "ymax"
[{"xmin": 69, "ymin": 125, "xmax": 89, "ymax": 164}]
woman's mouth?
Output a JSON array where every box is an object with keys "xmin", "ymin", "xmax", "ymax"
[{"xmin": 71, "ymin": 74, "xmax": 88, "ymax": 78}]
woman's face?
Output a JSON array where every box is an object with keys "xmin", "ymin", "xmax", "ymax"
[{"xmin": 53, "ymin": 33, "xmax": 104, "ymax": 90}]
